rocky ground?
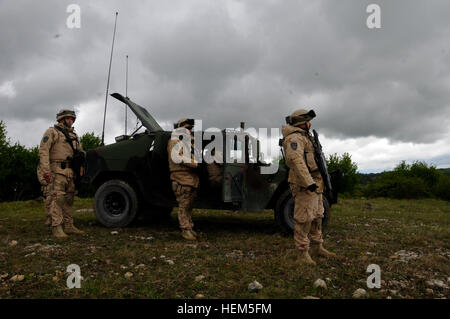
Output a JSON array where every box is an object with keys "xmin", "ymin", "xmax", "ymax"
[{"xmin": 0, "ymin": 197, "xmax": 448, "ymax": 298}]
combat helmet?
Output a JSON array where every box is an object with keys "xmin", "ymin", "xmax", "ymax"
[
  {"xmin": 174, "ymin": 118, "xmax": 195, "ymax": 129},
  {"xmin": 56, "ymin": 109, "xmax": 76, "ymax": 122},
  {"xmin": 285, "ymin": 109, "xmax": 316, "ymax": 126}
]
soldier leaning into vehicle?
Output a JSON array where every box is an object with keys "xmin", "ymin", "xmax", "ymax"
[
  {"xmin": 281, "ymin": 109, "xmax": 336, "ymax": 266},
  {"xmin": 37, "ymin": 109, "xmax": 85, "ymax": 238},
  {"xmin": 167, "ymin": 118, "xmax": 200, "ymax": 241},
  {"xmin": 206, "ymin": 148, "xmax": 223, "ymax": 187}
]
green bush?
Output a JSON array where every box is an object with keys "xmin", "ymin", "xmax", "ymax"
[
  {"xmin": 435, "ymin": 174, "xmax": 450, "ymax": 201},
  {"xmin": 364, "ymin": 173, "xmax": 429, "ymax": 199},
  {"xmin": 80, "ymin": 132, "xmax": 101, "ymax": 151},
  {"xmin": 326, "ymin": 152, "xmax": 359, "ymax": 195},
  {"xmin": 0, "ymin": 121, "xmax": 40, "ymax": 201},
  {"xmin": 363, "ymin": 161, "xmax": 450, "ymax": 200},
  {"xmin": 78, "ymin": 132, "xmax": 101, "ymax": 198}
]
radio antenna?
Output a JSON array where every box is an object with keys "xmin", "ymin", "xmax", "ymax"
[
  {"xmin": 125, "ymin": 54, "xmax": 128, "ymax": 135},
  {"xmin": 101, "ymin": 11, "xmax": 118, "ymax": 146}
]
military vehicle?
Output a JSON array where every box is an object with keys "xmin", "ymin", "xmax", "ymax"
[{"xmin": 82, "ymin": 93, "xmax": 341, "ymax": 232}]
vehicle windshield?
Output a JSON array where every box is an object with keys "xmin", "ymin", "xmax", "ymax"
[{"xmin": 111, "ymin": 93, "xmax": 163, "ymax": 132}]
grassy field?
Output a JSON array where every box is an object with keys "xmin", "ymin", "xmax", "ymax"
[{"xmin": 0, "ymin": 197, "xmax": 449, "ymax": 299}]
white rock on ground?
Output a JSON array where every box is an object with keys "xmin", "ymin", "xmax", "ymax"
[
  {"xmin": 166, "ymin": 260, "xmax": 174, "ymax": 265},
  {"xmin": 195, "ymin": 275, "xmax": 205, "ymax": 282},
  {"xmin": 352, "ymin": 288, "xmax": 367, "ymax": 298},
  {"xmin": 195, "ymin": 294, "xmax": 205, "ymax": 299},
  {"xmin": 313, "ymin": 279, "xmax": 327, "ymax": 290},
  {"xmin": 10, "ymin": 275, "xmax": 24, "ymax": 282},
  {"xmin": 248, "ymin": 281, "xmax": 263, "ymax": 292},
  {"xmin": 426, "ymin": 279, "xmax": 448, "ymax": 289},
  {"xmin": 8, "ymin": 240, "xmax": 18, "ymax": 247},
  {"xmin": 74, "ymin": 209, "xmax": 94, "ymax": 214},
  {"xmin": 391, "ymin": 250, "xmax": 420, "ymax": 263},
  {"xmin": 124, "ymin": 272, "xmax": 133, "ymax": 279},
  {"xmin": 110, "ymin": 231, "xmax": 119, "ymax": 235},
  {"xmin": 389, "ymin": 290, "xmax": 398, "ymax": 296}
]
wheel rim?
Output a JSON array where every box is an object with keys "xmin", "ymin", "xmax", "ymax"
[
  {"xmin": 104, "ymin": 191, "xmax": 129, "ymax": 217},
  {"xmin": 283, "ymin": 197, "xmax": 296, "ymax": 230}
]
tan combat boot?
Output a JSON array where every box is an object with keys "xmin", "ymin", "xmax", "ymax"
[
  {"xmin": 297, "ymin": 250, "xmax": 317, "ymax": 266},
  {"xmin": 64, "ymin": 224, "xmax": 85, "ymax": 235},
  {"xmin": 311, "ymin": 244, "xmax": 337, "ymax": 258},
  {"xmin": 181, "ymin": 230, "xmax": 197, "ymax": 241},
  {"xmin": 52, "ymin": 225, "xmax": 68, "ymax": 238}
]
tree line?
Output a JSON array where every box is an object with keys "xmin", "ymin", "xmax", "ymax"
[
  {"xmin": 326, "ymin": 153, "xmax": 450, "ymax": 201},
  {"xmin": 0, "ymin": 120, "xmax": 449, "ymax": 201}
]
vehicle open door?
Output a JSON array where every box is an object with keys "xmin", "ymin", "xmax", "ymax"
[{"xmin": 222, "ymin": 129, "xmax": 245, "ymax": 204}]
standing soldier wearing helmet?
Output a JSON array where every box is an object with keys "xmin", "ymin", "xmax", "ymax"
[
  {"xmin": 36, "ymin": 164, "xmax": 52, "ymax": 226},
  {"xmin": 282, "ymin": 109, "xmax": 336, "ymax": 265},
  {"xmin": 167, "ymin": 118, "xmax": 199, "ymax": 241},
  {"xmin": 37, "ymin": 109, "xmax": 85, "ymax": 238}
]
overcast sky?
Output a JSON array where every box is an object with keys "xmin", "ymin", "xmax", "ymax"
[{"xmin": 1, "ymin": 0, "xmax": 449, "ymax": 172}]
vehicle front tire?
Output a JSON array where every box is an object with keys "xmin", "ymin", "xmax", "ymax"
[
  {"xmin": 274, "ymin": 189, "xmax": 330, "ymax": 233},
  {"xmin": 94, "ymin": 179, "xmax": 139, "ymax": 227}
]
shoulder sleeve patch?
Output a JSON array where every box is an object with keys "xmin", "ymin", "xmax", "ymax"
[
  {"xmin": 43, "ymin": 136, "xmax": 49, "ymax": 143},
  {"xmin": 290, "ymin": 141, "xmax": 297, "ymax": 150}
]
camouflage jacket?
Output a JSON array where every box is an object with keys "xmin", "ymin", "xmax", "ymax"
[
  {"xmin": 281, "ymin": 125, "xmax": 323, "ymax": 192},
  {"xmin": 167, "ymin": 134, "xmax": 199, "ymax": 188},
  {"xmin": 38, "ymin": 122, "xmax": 83, "ymax": 179}
]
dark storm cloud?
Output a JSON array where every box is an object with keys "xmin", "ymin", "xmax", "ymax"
[
  {"xmin": 0, "ymin": 0, "xmax": 117, "ymax": 120},
  {"xmin": 1, "ymin": 0, "xmax": 450, "ymax": 146}
]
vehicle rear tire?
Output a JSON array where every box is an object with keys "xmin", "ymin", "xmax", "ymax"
[
  {"xmin": 274, "ymin": 189, "xmax": 330, "ymax": 233},
  {"xmin": 94, "ymin": 179, "xmax": 139, "ymax": 227}
]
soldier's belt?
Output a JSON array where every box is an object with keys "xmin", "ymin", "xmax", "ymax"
[
  {"xmin": 60, "ymin": 162, "xmax": 72, "ymax": 169},
  {"xmin": 51, "ymin": 160, "xmax": 72, "ymax": 169}
]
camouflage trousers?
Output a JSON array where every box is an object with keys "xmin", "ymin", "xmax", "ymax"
[
  {"xmin": 41, "ymin": 185, "xmax": 52, "ymax": 222},
  {"xmin": 47, "ymin": 174, "xmax": 75, "ymax": 227},
  {"xmin": 172, "ymin": 182, "xmax": 197, "ymax": 231},
  {"xmin": 290, "ymin": 184, "xmax": 324, "ymax": 251}
]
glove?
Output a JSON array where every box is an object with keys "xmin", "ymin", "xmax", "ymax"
[
  {"xmin": 306, "ymin": 183, "xmax": 318, "ymax": 192},
  {"xmin": 43, "ymin": 172, "xmax": 52, "ymax": 183}
]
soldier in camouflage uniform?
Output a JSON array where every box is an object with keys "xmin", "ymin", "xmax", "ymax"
[
  {"xmin": 167, "ymin": 118, "xmax": 199, "ymax": 241},
  {"xmin": 38, "ymin": 109, "xmax": 85, "ymax": 238},
  {"xmin": 282, "ymin": 109, "xmax": 336, "ymax": 265},
  {"xmin": 36, "ymin": 164, "xmax": 52, "ymax": 226},
  {"xmin": 206, "ymin": 149, "xmax": 223, "ymax": 187}
]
